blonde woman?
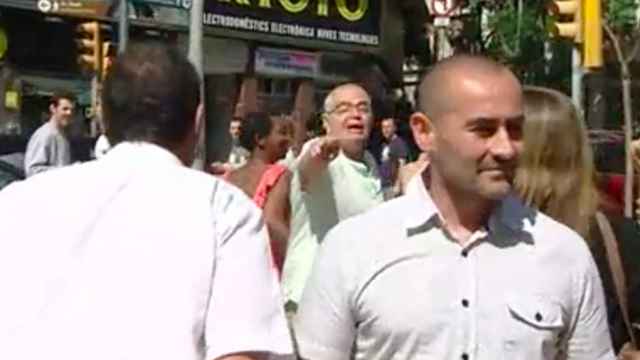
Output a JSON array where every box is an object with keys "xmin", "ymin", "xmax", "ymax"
[{"xmin": 516, "ymin": 86, "xmax": 640, "ymax": 357}]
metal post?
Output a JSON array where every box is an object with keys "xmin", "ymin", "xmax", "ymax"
[
  {"xmin": 188, "ymin": 0, "xmax": 205, "ymax": 170},
  {"xmin": 622, "ymin": 74, "xmax": 634, "ymax": 218},
  {"xmin": 188, "ymin": 0, "xmax": 204, "ymax": 78},
  {"xmin": 118, "ymin": 0, "xmax": 128, "ymax": 54},
  {"xmin": 90, "ymin": 75, "xmax": 100, "ymax": 137},
  {"xmin": 571, "ymin": 47, "xmax": 583, "ymax": 116}
]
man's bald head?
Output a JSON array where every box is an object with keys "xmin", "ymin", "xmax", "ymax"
[
  {"xmin": 418, "ymin": 55, "xmax": 518, "ymax": 121},
  {"xmin": 323, "ymin": 83, "xmax": 370, "ymax": 114}
]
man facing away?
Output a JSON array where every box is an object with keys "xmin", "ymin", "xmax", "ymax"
[
  {"xmin": 24, "ymin": 90, "xmax": 75, "ymax": 177},
  {"xmin": 0, "ymin": 43, "xmax": 293, "ymax": 360},
  {"xmin": 294, "ymin": 55, "xmax": 614, "ymax": 359},
  {"xmin": 281, "ymin": 83, "xmax": 383, "ymax": 310}
]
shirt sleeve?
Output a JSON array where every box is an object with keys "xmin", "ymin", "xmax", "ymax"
[
  {"xmin": 391, "ymin": 138, "xmax": 409, "ymax": 161},
  {"xmin": 294, "ymin": 225, "xmax": 356, "ymax": 360},
  {"xmin": 24, "ymin": 132, "xmax": 55, "ymax": 177},
  {"xmin": 204, "ymin": 184, "xmax": 294, "ymax": 360},
  {"xmin": 565, "ymin": 254, "xmax": 616, "ymax": 359}
]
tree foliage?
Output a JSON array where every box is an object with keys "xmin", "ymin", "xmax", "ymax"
[
  {"xmin": 606, "ymin": 0, "xmax": 638, "ymax": 32},
  {"xmin": 458, "ymin": 0, "xmax": 570, "ymax": 88}
]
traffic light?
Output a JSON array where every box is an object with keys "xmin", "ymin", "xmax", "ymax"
[
  {"xmin": 76, "ymin": 21, "xmax": 101, "ymax": 72},
  {"xmin": 582, "ymin": 0, "xmax": 603, "ymax": 68},
  {"xmin": 547, "ymin": 0, "xmax": 581, "ymax": 43},
  {"xmin": 548, "ymin": 0, "xmax": 603, "ymax": 69}
]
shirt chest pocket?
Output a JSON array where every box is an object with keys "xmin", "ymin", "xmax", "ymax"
[{"xmin": 504, "ymin": 294, "xmax": 566, "ymax": 355}]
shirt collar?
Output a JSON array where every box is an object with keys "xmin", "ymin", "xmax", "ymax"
[
  {"xmin": 403, "ymin": 170, "xmax": 534, "ymax": 235},
  {"xmin": 104, "ymin": 141, "xmax": 184, "ymax": 167}
]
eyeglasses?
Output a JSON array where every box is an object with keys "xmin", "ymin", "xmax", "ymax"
[{"xmin": 327, "ymin": 102, "xmax": 372, "ymax": 116}]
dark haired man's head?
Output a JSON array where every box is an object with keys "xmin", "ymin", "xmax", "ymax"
[
  {"xmin": 102, "ymin": 42, "xmax": 202, "ymax": 165},
  {"xmin": 240, "ymin": 112, "xmax": 292, "ymax": 163},
  {"xmin": 381, "ymin": 118, "xmax": 397, "ymax": 141},
  {"xmin": 229, "ymin": 117, "xmax": 243, "ymax": 142},
  {"xmin": 49, "ymin": 90, "xmax": 76, "ymax": 129}
]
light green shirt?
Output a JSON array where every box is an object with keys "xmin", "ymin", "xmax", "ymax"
[{"xmin": 282, "ymin": 141, "xmax": 383, "ymax": 303}]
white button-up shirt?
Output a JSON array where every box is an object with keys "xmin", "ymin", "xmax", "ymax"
[
  {"xmin": 0, "ymin": 142, "xmax": 293, "ymax": 360},
  {"xmin": 295, "ymin": 173, "xmax": 614, "ymax": 360}
]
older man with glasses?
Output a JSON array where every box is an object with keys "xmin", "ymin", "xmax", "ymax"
[{"xmin": 281, "ymin": 83, "xmax": 384, "ymax": 313}]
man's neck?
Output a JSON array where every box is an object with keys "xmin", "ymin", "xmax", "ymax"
[
  {"xmin": 427, "ymin": 172, "xmax": 496, "ymax": 245},
  {"xmin": 48, "ymin": 117, "xmax": 64, "ymax": 132},
  {"xmin": 341, "ymin": 143, "xmax": 365, "ymax": 162}
]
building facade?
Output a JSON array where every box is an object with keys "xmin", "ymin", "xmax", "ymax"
[{"xmin": 0, "ymin": 0, "xmax": 427, "ymax": 163}]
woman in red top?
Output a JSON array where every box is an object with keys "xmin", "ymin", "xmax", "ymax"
[{"xmin": 226, "ymin": 112, "xmax": 293, "ymax": 274}]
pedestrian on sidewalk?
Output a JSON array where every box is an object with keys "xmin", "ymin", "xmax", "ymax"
[
  {"xmin": 0, "ymin": 43, "xmax": 293, "ymax": 360},
  {"xmin": 281, "ymin": 83, "xmax": 383, "ymax": 312},
  {"xmin": 24, "ymin": 89, "xmax": 75, "ymax": 177},
  {"xmin": 225, "ymin": 111, "xmax": 293, "ymax": 275},
  {"xmin": 294, "ymin": 55, "xmax": 614, "ymax": 360},
  {"xmin": 516, "ymin": 86, "xmax": 640, "ymax": 358}
]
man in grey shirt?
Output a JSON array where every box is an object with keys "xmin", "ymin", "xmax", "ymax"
[
  {"xmin": 24, "ymin": 90, "xmax": 75, "ymax": 177},
  {"xmin": 294, "ymin": 55, "xmax": 614, "ymax": 359}
]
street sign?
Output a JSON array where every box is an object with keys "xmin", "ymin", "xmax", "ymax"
[
  {"xmin": 131, "ymin": 0, "xmax": 191, "ymax": 10},
  {"xmin": 433, "ymin": 17, "xmax": 450, "ymax": 27},
  {"xmin": 427, "ymin": 0, "xmax": 459, "ymax": 17},
  {"xmin": 37, "ymin": 0, "xmax": 111, "ymax": 17}
]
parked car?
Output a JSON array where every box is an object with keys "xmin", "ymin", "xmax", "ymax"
[{"xmin": 0, "ymin": 153, "xmax": 25, "ymax": 191}]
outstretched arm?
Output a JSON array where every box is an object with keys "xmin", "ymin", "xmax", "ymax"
[{"xmin": 297, "ymin": 137, "xmax": 340, "ymax": 192}]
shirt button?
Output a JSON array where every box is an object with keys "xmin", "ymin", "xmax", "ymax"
[
  {"xmin": 461, "ymin": 353, "xmax": 469, "ymax": 360},
  {"xmin": 461, "ymin": 299, "xmax": 470, "ymax": 308},
  {"xmin": 461, "ymin": 250, "xmax": 468, "ymax": 257},
  {"xmin": 535, "ymin": 312, "xmax": 543, "ymax": 322}
]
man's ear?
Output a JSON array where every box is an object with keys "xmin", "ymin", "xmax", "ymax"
[
  {"xmin": 410, "ymin": 112, "xmax": 435, "ymax": 153},
  {"xmin": 322, "ymin": 113, "xmax": 331, "ymax": 135},
  {"xmin": 255, "ymin": 134, "xmax": 266, "ymax": 148},
  {"xmin": 49, "ymin": 103, "xmax": 57, "ymax": 115}
]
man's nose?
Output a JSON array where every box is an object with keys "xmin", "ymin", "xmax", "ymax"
[
  {"xmin": 490, "ymin": 127, "xmax": 518, "ymax": 161},
  {"xmin": 348, "ymin": 107, "xmax": 363, "ymax": 117}
]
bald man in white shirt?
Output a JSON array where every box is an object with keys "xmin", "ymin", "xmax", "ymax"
[{"xmin": 295, "ymin": 55, "xmax": 614, "ymax": 360}]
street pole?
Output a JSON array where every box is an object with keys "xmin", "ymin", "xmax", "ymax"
[
  {"xmin": 571, "ymin": 47, "xmax": 583, "ymax": 116},
  {"xmin": 118, "ymin": 0, "xmax": 128, "ymax": 54},
  {"xmin": 188, "ymin": 0, "xmax": 205, "ymax": 170},
  {"xmin": 622, "ymin": 74, "xmax": 634, "ymax": 218},
  {"xmin": 188, "ymin": 0, "xmax": 204, "ymax": 78}
]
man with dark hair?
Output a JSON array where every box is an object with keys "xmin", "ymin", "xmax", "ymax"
[
  {"xmin": 228, "ymin": 116, "xmax": 250, "ymax": 166},
  {"xmin": 24, "ymin": 89, "xmax": 76, "ymax": 177},
  {"xmin": 379, "ymin": 116, "xmax": 409, "ymax": 199},
  {"xmin": 294, "ymin": 55, "xmax": 613, "ymax": 359},
  {"xmin": 0, "ymin": 43, "xmax": 293, "ymax": 360}
]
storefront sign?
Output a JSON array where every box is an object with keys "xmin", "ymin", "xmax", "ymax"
[
  {"xmin": 132, "ymin": 0, "xmax": 192, "ymax": 10},
  {"xmin": 203, "ymin": 0, "xmax": 380, "ymax": 47},
  {"xmin": 255, "ymin": 47, "xmax": 318, "ymax": 77},
  {"xmin": 37, "ymin": 0, "xmax": 110, "ymax": 17}
]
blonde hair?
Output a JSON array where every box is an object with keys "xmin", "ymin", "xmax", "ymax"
[{"xmin": 515, "ymin": 86, "xmax": 598, "ymax": 238}]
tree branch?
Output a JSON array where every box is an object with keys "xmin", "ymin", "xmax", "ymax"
[
  {"xmin": 625, "ymin": 27, "xmax": 640, "ymax": 64},
  {"xmin": 604, "ymin": 21, "xmax": 628, "ymax": 68}
]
